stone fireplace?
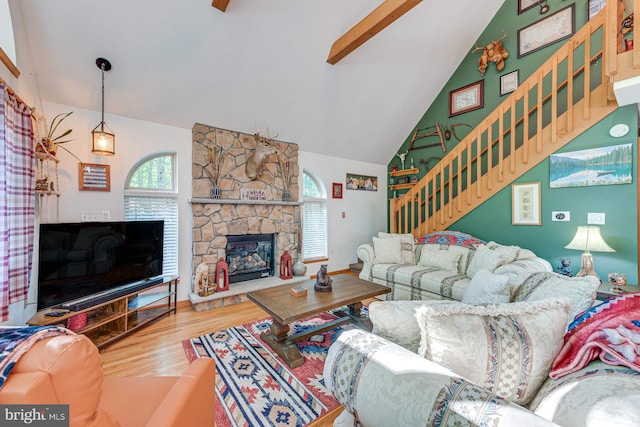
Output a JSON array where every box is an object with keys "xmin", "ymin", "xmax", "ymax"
[{"xmin": 190, "ymin": 123, "xmax": 302, "ymax": 309}]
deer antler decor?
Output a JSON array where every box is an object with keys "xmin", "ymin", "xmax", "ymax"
[
  {"xmin": 246, "ymin": 130, "xmax": 280, "ymax": 180},
  {"xmin": 472, "ymin": 30, "xmax": 509, "ymax": 76}
]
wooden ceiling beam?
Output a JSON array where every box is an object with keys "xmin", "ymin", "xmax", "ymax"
[
  {"xmin": 212, "ymin": 0, "xmax": 230, "ymax": 12},
  {"xmin": 327, "ymin": 0, "xmax": 422, "ymax": 65}
]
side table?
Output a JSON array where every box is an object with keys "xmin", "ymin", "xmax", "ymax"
[{"xmin": 596, "ymin": 282, "xmax": 638, "ymax": 301}]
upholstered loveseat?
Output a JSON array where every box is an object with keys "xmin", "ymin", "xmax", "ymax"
[
  {"xmin": 324, "ymin": 271, "xmax": 640, "ymax": 426},
  {"xmin": 357, "ymin": 231, "xmax": 553, "ymax": 302}
]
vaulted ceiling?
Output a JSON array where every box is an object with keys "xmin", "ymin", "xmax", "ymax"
[{"xmin": 16, "ymin": 0, "xmax": 504, "ymax": 164}]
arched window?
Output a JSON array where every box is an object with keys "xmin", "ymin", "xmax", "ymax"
[
  {"xmin": 124, "ymin": 153, "xmax": 178, "ymax": 276},
  {"xmin": 0, "ymin": 0, "xmax": 19, "ymax": 77},
  {"xmin": 302, "ymin": 169, "xmax": 327, "ymax": 261}
]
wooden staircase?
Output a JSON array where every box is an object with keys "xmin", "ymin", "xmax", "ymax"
[{"xmin": 390, "ymin": 3, "xmax": 634, "ymax": 237}]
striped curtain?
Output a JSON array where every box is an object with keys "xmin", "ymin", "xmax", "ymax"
[{"xmin": 0, "ymin": 83, "xmax": 35, "ymax": 322}]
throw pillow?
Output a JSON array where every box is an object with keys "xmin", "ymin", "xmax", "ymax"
[
  {"xmin": 416, "ymin": 298, "xmax": 571, "ymax": 405},
  {"xmin": 372, "ymin": 237, "xmax": 402, "ymax": 264},
  {"xmin": 511, "ymin": 271, "xmax": 600, "ymax": 327},
  {"xmin": 417, "ymin": 246, "xmax": 461, "ymax": 272},
  {"xmin": 369, "ymin": 300, "xmax": 456, "ymax": 353},
  {"xmin": 466, "ymin": 244, "xmax": 516, "ymax": 278},
  {"xmin": 461, "ymin": 269, "xmax": 510, "ymax": 304},
  {"xmin": 378, "ymin": 232, "xmax": 414, "ymax": 264}
]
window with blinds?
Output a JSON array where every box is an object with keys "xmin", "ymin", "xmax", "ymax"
[
  {"xmin": 302, "ymin": 170, "xmax": 327, "ymax": 260},
  {"xmin": 124, "ymin": 153, "xmax": 178, "ymax": 276}
]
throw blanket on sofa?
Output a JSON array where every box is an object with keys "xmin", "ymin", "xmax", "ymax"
[
  {"xmin": 0, "ymin": 326, "xmax": 73, "ymax": 390},
  {"xmin": 550, "ymin": 293, "xmax": 640, "ymax": 379}
]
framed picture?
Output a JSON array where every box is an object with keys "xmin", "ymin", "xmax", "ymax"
[
  {"xmin": 346, "ymin": 173, "xmax": 378, "ymax": 191},
  {"xmin": 500, "ymin": 70, "xmax": 519, "ymax": 96},
  {"xmin": 588, "ymin": 0, "xmax": 606, "ymax": 20},
  {"xmin": 78, "ymin": 163, "xmax": 110, "ymax": 192},
  {"xmin": 449, "ymin": 80, "xmax": 484, "ymax": 117},
  {"xmin": 518, "ymin": 0, "xmax": 539, "ymax": 14},
  {"xmin": 517, "ymin": 4, "xmax": 575, "ymax": 58},
  {"xmin": 332, "ymin": 182, "xmax": 343, "ymax": 198},
  {"xmin": 512, "ymin": 182, "xmax": 541, "ymax": 225},
  {"xmin": 550, "ymin": 143, "xmax": 633, "ymax": 188}
]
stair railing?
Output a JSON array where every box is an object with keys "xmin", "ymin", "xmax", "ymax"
[{"xmin": 391, "ymin": 8, "xmax": 618, "ymax": 237}]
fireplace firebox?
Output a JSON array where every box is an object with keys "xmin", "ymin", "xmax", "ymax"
[{"xmin": 225, "ymin": 234, "xmax": 275, "ymax": 283}]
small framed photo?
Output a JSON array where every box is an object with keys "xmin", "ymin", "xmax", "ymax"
[
  {"xmin": 512, "ymin": 182, "xmax": 541, "ymax": 225},
  {"xmin": 448, "ymin": 80, "xmax": 484, "ymax": 117},
  {"xmin": 500, "ymin": 70, "xmax": 519, "ymax": 96},
  {"xmin": 346, "ymin": 173, "xmax": 378, "ymax": 191},
  {"xmin": 518, "ymin": 0, "xmax": 538, "ymax": 14},
  {"xmin": 588, "ymin": 0, "xmax": 606, "ymax": 20},
  {"xmin": 518, "ymin": 4, "xmax": 575, "ymax": 57},
  {"xmin": 79, "ymin": 163, "xmax": 110, "ymax": 192},
  {"xmin": 332, "ymin": 182, "xmax": 343, "ymax": 199}
]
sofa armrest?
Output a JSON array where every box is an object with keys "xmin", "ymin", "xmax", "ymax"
[
  {"xmin": 145, "ymin": 358, "xmax": 216, "ymax": 427},
  {"xmin": 356, "ymin": 243, "xmax": 374, "ymax": 281},
  {"xmin": 324, "ymin": 330, "xmax": 558, "ymax": 427}
]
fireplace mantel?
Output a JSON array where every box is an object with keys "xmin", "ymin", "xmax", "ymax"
[{"xmin": 190, "ymin": 198, "xmax": 302, "ymax": 206}]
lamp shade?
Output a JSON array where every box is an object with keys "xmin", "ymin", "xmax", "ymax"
[
  {"xmin": 91, "ymin": 122, "xmax": 115, "ymax": 156},
  {"xmin": 565, "ymin": 226, "xmax": 615, "ymax": 253}
]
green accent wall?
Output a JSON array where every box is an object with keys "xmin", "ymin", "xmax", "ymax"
[
  {"xmin": 454, "ymin": 105, "xmax": 638, "ymax": 284},
  {"xmin": 388, "ymin": 1, "xmax": 639, "ymax": 283}
]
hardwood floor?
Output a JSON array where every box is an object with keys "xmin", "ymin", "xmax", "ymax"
[{"xmin": 99, "ymin": 293, "xmax": 368, "ymax": 426}]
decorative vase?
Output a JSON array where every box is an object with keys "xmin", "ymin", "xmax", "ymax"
[
  {"xmin": 282, "ymin": 190, "xmax": 292, "ymax": 201},
  {"xmin": 211, "ymin": 184, "xmax": 221, "ymax": 199},
  {"xmin": 292, "ymin": 258, "xmax": 307, "ymax": 276}
]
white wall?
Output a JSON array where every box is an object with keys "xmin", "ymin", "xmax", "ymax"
[
  {"xmin": 2, "ymin": 98, "xmax": 388, "ymax": 325},
  {"xmin": 298, "ymin": 151, "xmax": 387, "ymax": 275}
]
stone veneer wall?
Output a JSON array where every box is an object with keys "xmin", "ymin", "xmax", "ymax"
[{"xmin": 191, "ymin": 123, "xmax": 301, "ymax": 291}]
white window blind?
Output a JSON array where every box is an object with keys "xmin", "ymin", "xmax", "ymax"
[
  {"xmin": 302, "ymin": 170, "xmax": 327, "ymax": 260},
  {"xmin": 303, "ymin": 199, "xmax": 327, "ymax": 260},
  {"xmin": 124, "ymin": 195, "xmax": 178, "ymax": 276}
]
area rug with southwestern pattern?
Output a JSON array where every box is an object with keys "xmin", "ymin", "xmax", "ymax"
[{"xmin": 182, "ymin": 311, "xmax": 356, "ymax": 427}]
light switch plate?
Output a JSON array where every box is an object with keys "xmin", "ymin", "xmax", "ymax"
[
  {"xmin": 587, "ymin": 212, "xmax": 606, "ymax": 225},
  {"xmin": 552, "ymin": 211, "xmax": 570, "ymax": 221}
]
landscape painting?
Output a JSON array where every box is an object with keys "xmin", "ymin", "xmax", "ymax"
[{"xmin": 550, "ymin": 143, "xmax": 633, "ymax": 188}]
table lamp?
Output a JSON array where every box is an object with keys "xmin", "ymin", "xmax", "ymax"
[{"xmin": 564, "ymin": 226, "xmax": 615, "ymax": 281}]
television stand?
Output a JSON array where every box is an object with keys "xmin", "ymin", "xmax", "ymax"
[{"xmin": 28, "ymin": 276, "xmax": 178, "ymax": 349}]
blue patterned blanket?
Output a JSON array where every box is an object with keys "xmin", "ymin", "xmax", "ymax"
[{"xmin": 0, "ymin": 326, "xmax": 72, "ymax": 390}]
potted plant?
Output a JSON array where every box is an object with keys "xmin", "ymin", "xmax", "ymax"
[{"xmin": 37, "ymin": 112, "xmax": 73, "ymax": 156}]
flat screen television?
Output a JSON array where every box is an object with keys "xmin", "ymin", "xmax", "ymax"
[{"xmin": 37, "ymin": 220, "xmax": 164, "ymax": 311}]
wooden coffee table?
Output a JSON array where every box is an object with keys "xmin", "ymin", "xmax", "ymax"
[{"xmin": 247, "ymin": 274, "xmax": 390, "ymax": 368}]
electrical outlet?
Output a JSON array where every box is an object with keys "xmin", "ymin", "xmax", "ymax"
[
  {"xmin": 101, "ymin": 210, "xmax": 111, "ymax": 221},
  {"xmin": 552, "ymin": 211, "xmax": 570, "ymax": 221},
  {"xmin": 80, "ymin": 211, "xmax": 99, "ymax": 222},
  {"xmin": 588, "ymin": 212, "xmax": 606, "ymax": 225}
]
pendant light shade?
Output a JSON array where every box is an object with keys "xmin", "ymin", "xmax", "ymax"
[{"xmin": 91, "ymin": 57, "xmax": 115, "ymax": 156}]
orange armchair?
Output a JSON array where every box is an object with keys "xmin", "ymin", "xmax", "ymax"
[{"xmin": 0, "ymin": 333, "xmax": 215, "ymax": 426}]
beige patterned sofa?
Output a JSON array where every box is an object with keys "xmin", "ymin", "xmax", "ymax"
[
  {"xmin": 324, "ymin": 272, "xmax": 640, "ymax": 426},
  {"xmin": 357, "ymin": 231, "xmax": 553, "ymax": 301}
]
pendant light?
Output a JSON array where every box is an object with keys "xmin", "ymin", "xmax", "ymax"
[{"xmin": 91, "ymin": 57, "xmax": 115, "ymax": 156}]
